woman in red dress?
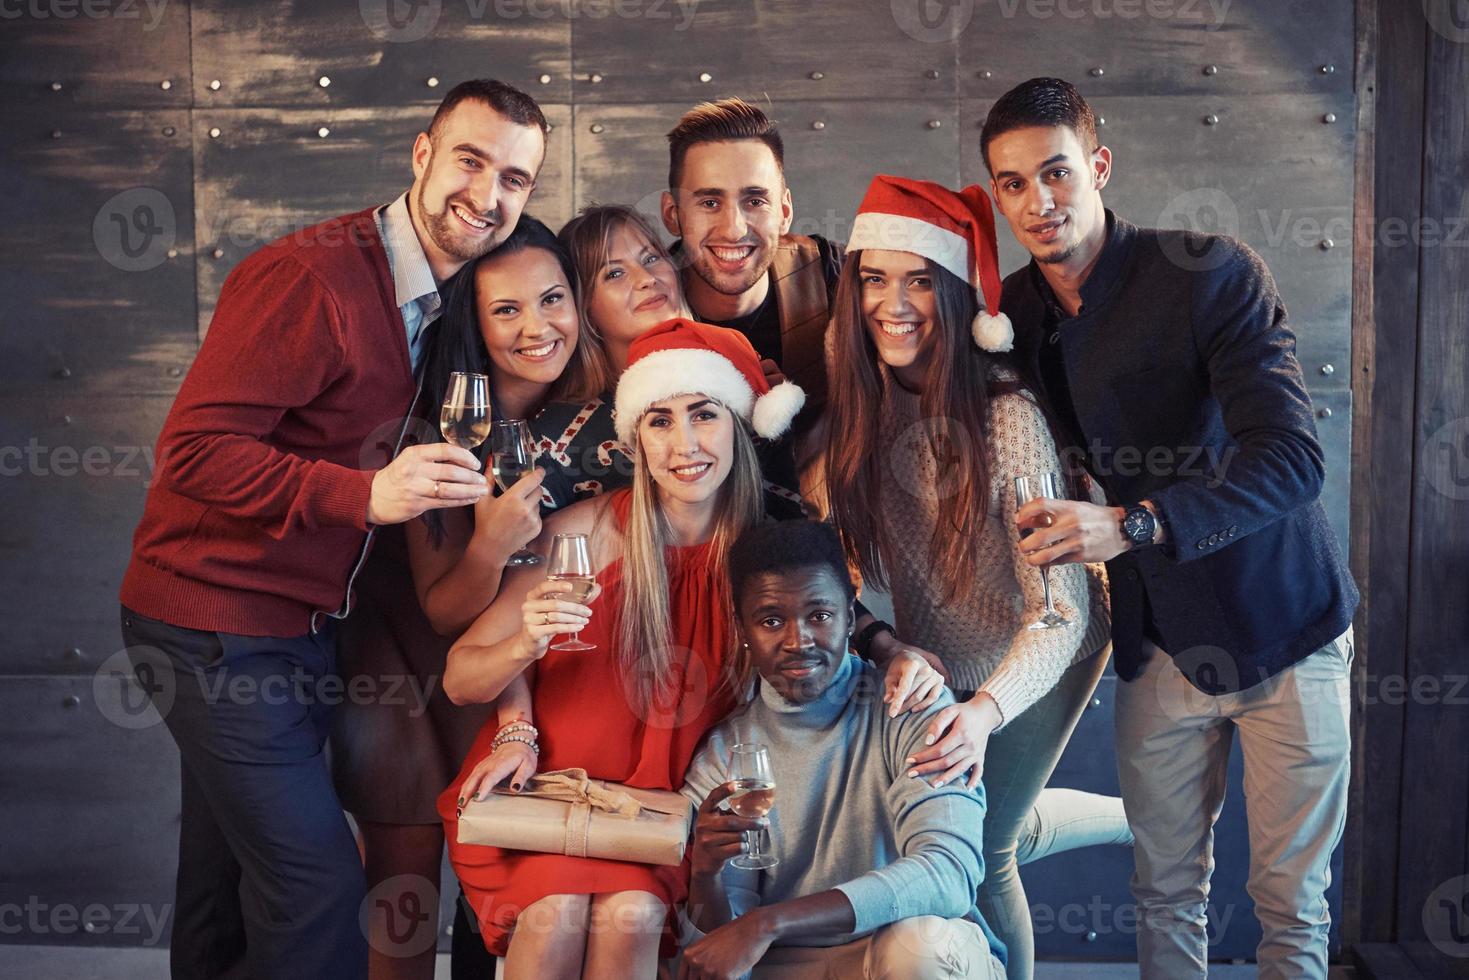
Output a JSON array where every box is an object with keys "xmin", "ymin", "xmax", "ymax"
[{"xmin": 437, "ymin": 319, "xmax": 808, "ymax": 979}]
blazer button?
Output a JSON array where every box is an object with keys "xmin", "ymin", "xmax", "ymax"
[
  {"xmin": 1126, "ymin": 568, "xmax": 1140, "ymax": 582},
  {"xmin": 1209, "ymin": 532, "xmax": 1220, "ymax": 545},
  {"xmin": 1228, "ymin": 525, "xmax": 1238, "ymax": 536},
  {"xmin": 1196, "ymin": 540, "xmax": 1206, "ymax": 550}
]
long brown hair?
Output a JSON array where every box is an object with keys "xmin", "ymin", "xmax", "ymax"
[
  {"xmin": 821, "ymin": 251, "xmax": 1030, "ymax": 602},
  {"xmin": 616, "ymin": 406, "xmax": 763, "ymax": 715}
]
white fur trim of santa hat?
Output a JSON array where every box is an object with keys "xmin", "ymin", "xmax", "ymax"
[{"xmin": 616, "ymin": 346, "xmax": 807, "ymax": 447}]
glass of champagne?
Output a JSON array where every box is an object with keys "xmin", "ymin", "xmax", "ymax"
[
  {"xmin": 490, "ymin": 418, "xmax": 541, "ymax": 567},
  {"xmin": 727, "ymin": 742, "xmax": 778, "ymax": 871},
  {"xmin": 439, "ymin": 372, "xmax": 490, "ymax": 450},
  {"xmin": 1014, "ymin": 472, "xmax": 1071, "ymax": 630},
  {"xmin": 546, "ymin": 533, "xmax": 596, "ymax": 652}
]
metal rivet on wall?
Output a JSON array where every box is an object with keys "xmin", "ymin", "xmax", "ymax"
[
  {"xmin": 50, "ymin": 81, "xmax": 62, "ymax": 92},
  {"xmin": 212, "ymin": 248, "xmax": 225, "ymax": 259},
  {"xmin": 1086, "ymin": 931, "xmax": 1099, "ymax": 943},
  {"xmin": 1097, "ymin": 116, "xmax": 1106, "ymax": 126},
  {"xmin": 317, "ymin": 126, "xmax": 330, "ymax": 138},
  {"xmin": 1320, "ymin": 64, "xmax": 1335, "ymax": 74},
  {"xmin": 62, "ymin": 415, "xmax": 73, "ymax": 425},
  {"xmin": 209, "ymin": 127, "xmax": 221, "ymax": 138},
  {"xmin": 209, "ymin": 79, "xmax": 221, "ymax": 91},
  {"xmin": 55, "ymin": 367, "xmax": 72, "ymax": 380},
  {"xmin": 589, "ymin": 123, "xmax": 605, "ymax": 134},
  {"xmin": 1203, "ymin": 64, "xmax": 1218, "ymax": 76},
  {"xmin": 427, "ymin": 76, "xmax": 440, "ymax": 88},
  {"xmin": 167, "ymin": 366, "xmax": 183, "ymax": 377},
  {"xmin": 65, "ymin": 647, "xmax": 83, "ymax": 661},
  {"xmin": 1317, "ymin": 406, "xmax": 1333, "ymax": 419},
  {"xmin": 978, "ymin": 69, "xmax": 993, "ymax": 79},
  {"xmin": 539, "ymin": 74, "xmax": 551, "ymax": 85},
  {"xmin": 1089, "ymin": 66, "xmax": 1104, "ymax": 77},
  {"xmin": 926, "ymin": 120, "xmax": 942, "ymax": 130},
  {"xmin": 166, "ymin": 248, "xmax": 179, "ymax": 259},
  {"xmin": 1322, "ymin": 112, "xmax": 1337, "ymax": 124},
  {"xmin": 811, "ymin": 120, "xmax": 826, "ymax": 131},
  {"xmin": 1319, "ymin": 238, "xmax": 1334, "ymax": 250},
  {"xmin": 589, "ymin": 73, "xmax": 603, "ymax": 84},
  {"xmin": 809, "ymin": 71, "xmax": 824, "ymax": 80},
  {"xmin": 698, "ymin": 72, "xmax": 712, "ymax": 83},
  {"xmin": 50, "ymin": 130, "xmax": 62, "ymax": 140},
  {"xmin": 1320, "ymin": 363, "xmax": 1335, "ymax": 376},
  {"xmin": 1203, "ymin": 113, "xmax": 1219, "ymax": 126},
  {"xmin": 62, "ymin": 695, "xmax": 80, "ymax": 708},
  {"xmin": 925, "ymin": 69, "xmax": 940, "ymax": 79},
  {"xmin": 163, "ymin": 126, "xmax": 176, "ymax": 137},
  {"xmin": 318, "ymin": 75, "xmax": 332, "ymax": 88},
  {"xmin": 160, "ymin": 80, "xmax": 172, "ymax": 91}
]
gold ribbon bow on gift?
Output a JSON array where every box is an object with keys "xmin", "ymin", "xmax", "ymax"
[{"xmin": 505, "ymin": 768, "xmax": 642, "ymax": 856}]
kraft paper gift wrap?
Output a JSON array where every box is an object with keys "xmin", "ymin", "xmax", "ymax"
[{"xmin": 457, "ymin": 767, "xmax": 694, "ymax": 867}]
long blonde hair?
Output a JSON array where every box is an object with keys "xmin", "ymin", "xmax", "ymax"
[{"xmin": 615, "ymin": 407, "xmax": 763, "ymax": 714}]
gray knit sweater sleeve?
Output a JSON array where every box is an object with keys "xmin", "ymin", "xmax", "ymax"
[{"xmin": 832, "ymin": 694, "xmax": 989, "ymax": 933}]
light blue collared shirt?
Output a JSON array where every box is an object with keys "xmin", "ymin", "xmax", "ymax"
[{"xmin": 374, "ymin": 192, "xmax": 442, "ymax": 374}]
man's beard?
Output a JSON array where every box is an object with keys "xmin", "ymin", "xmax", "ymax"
[
  {"xmin": 1036, "ymin": 239, "xmax": 1082, "ymax": 266},
  {"xmin": 416, "ymin": 183, "xmax": 504, "ymax": 262}
]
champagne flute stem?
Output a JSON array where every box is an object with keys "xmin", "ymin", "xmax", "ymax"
[
  {"xmin": 744, "ymin": 829, "xmax": 758, "ymax": 861},
  {"xmin": 1040, "ymin": 565, "xmax": 1057, "ymax": 616}
]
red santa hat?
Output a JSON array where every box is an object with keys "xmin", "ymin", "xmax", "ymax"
[
  {"xmin": 613, "ymin": 318, "xmax": 805, "ymax": 446},
  {"xmin": 846, "ymin": 175, "xmax": 1014, "ymax": 353}
]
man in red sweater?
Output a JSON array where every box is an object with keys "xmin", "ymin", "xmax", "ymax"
[{"xmin": 118, "ymin": 80, "xmax": 549, "ymax": 980}]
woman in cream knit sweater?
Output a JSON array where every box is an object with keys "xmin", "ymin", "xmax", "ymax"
[{"xmin": 810, "ymin": 175, "xmax": 1116, "ymax": 980}]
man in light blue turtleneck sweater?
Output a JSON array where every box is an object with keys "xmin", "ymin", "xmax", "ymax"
[{"xmin": 677, "ymin": 521, "xmax": 1007, "ymax": 979}]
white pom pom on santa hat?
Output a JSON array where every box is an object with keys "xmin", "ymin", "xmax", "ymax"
[
  {"xmin": 971, "ymin": 307, "xmax": 1014, "ymax": 353},
  {"xmin": 752, "ymin": 380, "xmax": 806, "ymax": 439}
]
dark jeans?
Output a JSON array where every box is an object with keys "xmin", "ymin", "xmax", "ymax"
[{"xmin": 120, "ymin": 605, "xmax": 367, "ymax": 980}]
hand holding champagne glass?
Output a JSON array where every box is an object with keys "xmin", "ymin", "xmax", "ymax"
[
  {"xmin": 490, "ymin": 419, "xmax": 542, "ymax": 566},
  {"xmin": 728, "ymin": 743, "xmax": 778, "ymax": 870},
  {"xmin": 546, "ymin": 533, "xmax": 597, "ymax": 652},
  {"xmin": 1014, "ymin": 472, "xmax": 1071, "ymax": 630}
]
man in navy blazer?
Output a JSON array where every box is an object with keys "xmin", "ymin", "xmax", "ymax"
[{"xmin": 983, "ymin": 77, "xmax": 1358, "ymax": 979}]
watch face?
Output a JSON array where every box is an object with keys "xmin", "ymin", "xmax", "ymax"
[{"xmin": 1124, "ymin": 509, "xmax": 1154, "ymax": 544}]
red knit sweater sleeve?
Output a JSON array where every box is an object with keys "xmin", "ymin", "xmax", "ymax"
[{"xmin": 153, "ymin": 253, "xmax": 374, "ymax": 534}]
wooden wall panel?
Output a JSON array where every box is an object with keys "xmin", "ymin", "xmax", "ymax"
[
  {"xmin": 0, "ymin": 396, "xmax": 171, "ymax": 676},
  {"xmin": 0, "ymin": 110, "xmax": 196, "ymax": 397},
  {"xmin": 192, "ymin": 104, "xmax": 573, "ymax": 337},
  {"xmin": 191, "ymin": 0, "xmax": 573, "ymax": 105},
  {"xmin": 572, "ymin": 0, "xmax": 960, "ymax": 104}
]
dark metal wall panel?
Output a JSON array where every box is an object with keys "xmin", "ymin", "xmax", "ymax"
[
  {"xmin": 0, "ymin": 676, "xmax": 178, "ymax": 945},
  {"xmin": 0, "ymin": 396, "xmax": 170, "ymax": 676},
  {"xmin": 190, "ymin": 0, "xmax": 573, "ymax": 105},
  {"xmin": 957, "ymin": 0, "xmax": 1354, "ymax": 98},
  {"xmin": 1, "ymin": 0, "xmax": 192, "ymax": 107},
  {"xmin": 574, "ymin": 100, "xmax": 961, "ymax": 243},
  {"xmin": 192, "ymin": 104, "xmax": 574, "ymax": 337},
  {"xmin": 572, "ymin": 0, "xmax": 960, "ymax": 104},
  {"xmin": 0, "ymin": 110, "xmax": 196, "ymax": 397}
]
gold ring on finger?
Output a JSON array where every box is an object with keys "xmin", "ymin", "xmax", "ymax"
[{"xmin": 433, "ymin": 481, "xmax": 441, "ymax": 498}]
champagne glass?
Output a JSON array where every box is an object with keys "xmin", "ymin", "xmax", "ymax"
[
  {"xmin": 546, "ymin": 533, "xmax": 596, "ymax": 652},
  {"xmin": 439, "ymin": 372, "xmax": 490, "ymax": 450},
  {"xmin": 490, "ymin": 419, "xmax": 541, "ymax": 567},
  {"xmin": 727, "ymin": 742, "xmax": 778, "ymax": 871},
  {"xmin": 1014, "ymin": 472, "xmax": 1071, "ymax": 630}
]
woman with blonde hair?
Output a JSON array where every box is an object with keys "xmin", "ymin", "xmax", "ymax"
[{"xmin": 437, "ymin": 319, "xmax": 806, "ymax": 979}]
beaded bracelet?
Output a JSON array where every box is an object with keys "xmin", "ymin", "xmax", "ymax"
[
  {"xmin": 494, "ymin": 720, "xmax": 538, "ymax": 741},
  {"xmin": 492, "ymin": 731, "xmax": 540, "ymax": 755}
]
